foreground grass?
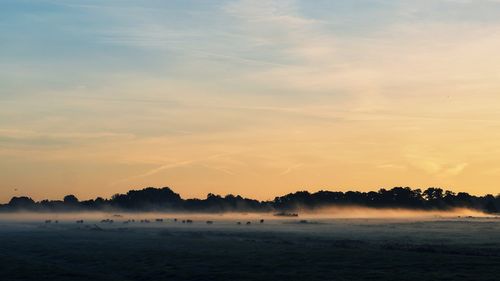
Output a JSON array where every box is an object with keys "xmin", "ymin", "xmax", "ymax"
[{"xmin": 0, "ymin": 220, "xmax": 499, "ymax": 281}]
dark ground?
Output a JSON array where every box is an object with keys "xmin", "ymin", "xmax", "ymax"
[{"xmin": 0, "ymin": 217, "xmax": 499, "ymax": 281}]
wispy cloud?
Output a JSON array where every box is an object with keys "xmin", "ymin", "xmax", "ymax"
[
  {"xmin": 0, "ymin": 129, "xmax": 134, "ymax": 148},
  {"xmin": 279, "ymin": 163, "xmax": 304, "ymax": 176},
  {"xmin": 112, "ymin": 153, "xmax": 231, "ymax": 186}
]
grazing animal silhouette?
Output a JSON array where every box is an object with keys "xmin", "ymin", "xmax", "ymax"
[
  {"xmin": 260, "ymin": 219, "xmax": 264, "ymax": 224},
  {"xmin": 274, "ymin": 212, "xmax": 298, "ymax": 217},
  {"xmin": 76, "ymin": 220, "xmax": 84, "ymax": 224},
  {"xmin": 206, "ymin": 220, "xmax": 213, "ymax": 224},
  {"xmin": 186, "ymin": 219, "xmax": 193, "ymax": 224},
  {"xmin": 246, "ymin": 221, "xmax": 251, "ymax": 225},
  {"xmin": 155, "ymin": 218, "xmax": 163, "ymax": 222},
  {"xmin": 91, "ymin": 224, "xmax": 103, "ymax": 231},
  {"xmin": 44, "ymin": 220, "xmax": 51, "ymax": 224}
]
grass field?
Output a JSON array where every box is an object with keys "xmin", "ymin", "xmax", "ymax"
[{"xmin": 1, "ymin": 214, "xmax": 499, "ymax": 281}]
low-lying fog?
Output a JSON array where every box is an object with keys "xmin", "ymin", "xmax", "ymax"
[
  {"xmin": 0, "ymin": 207, "xmax": 494, "ymax": 223},
  {"xmin": 1, "ymin": 209, "xmax": 499, "ymax": 281},
  {"xmin": 1, "ymin": 207, "xmax": 499, "ymax": 252}
]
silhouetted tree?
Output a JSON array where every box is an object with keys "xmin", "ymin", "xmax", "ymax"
[
  {"xmin": 64, "ymin": 195, "xmax": 79, "ymax": 204},
  {"xmin": 110, "ymin": 187, "xmax": 182, "ymax": 210},
  {"xmin": 0, "ymin": 186, "xmax": 496, "ymax": 214},
  {"xmin": 8, "ymin": 196, "xmax": 35, "ymax": 210}
]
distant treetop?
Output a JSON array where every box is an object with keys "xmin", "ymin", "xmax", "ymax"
[{"xmin": 0, "ymin": 186, "xmax": 498, "ymax": 214}]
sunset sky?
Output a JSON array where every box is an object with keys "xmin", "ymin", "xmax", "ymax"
[{"xmin": 2, "ymin": 0, "xmax": 500, "ymax": 202}]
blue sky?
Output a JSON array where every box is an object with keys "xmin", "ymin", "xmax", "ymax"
[{"xmin": 3, "ymin": 0, "xmax": 499, "ymax": 94}]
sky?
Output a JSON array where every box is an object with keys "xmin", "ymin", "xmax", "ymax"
[{"xmin": 1, "ymin": 0, "xmax": 500, "ymax": 202}]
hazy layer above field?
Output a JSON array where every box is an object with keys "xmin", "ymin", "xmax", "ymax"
[
  {"xmin": 1, "ymin": 215, "xmax": 500, "ymax": 281},
  {"xmin": 0, "ymin": 206, "xmax": 491, "ymax": 223}
]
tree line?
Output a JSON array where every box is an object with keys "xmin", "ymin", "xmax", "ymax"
[{"xmin": 1, "ymin": 186, "xmax": 499, "ymax": 214}]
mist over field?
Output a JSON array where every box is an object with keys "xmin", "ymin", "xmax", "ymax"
[
  {"xmin": 1, "ymin": 209, "xmax": 500, "ymax": 281},
  {"xmin": 0, "ymin": 207, "xmax": 491, "ymax": 222},
  {"xmin": 297, "ymin": 206, "xmax": 490, "ymax": 219}
]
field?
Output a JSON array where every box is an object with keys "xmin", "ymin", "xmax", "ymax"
[{"xmin": 1, "ymin": 213, "xmax": 499, "ymax": 281}]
